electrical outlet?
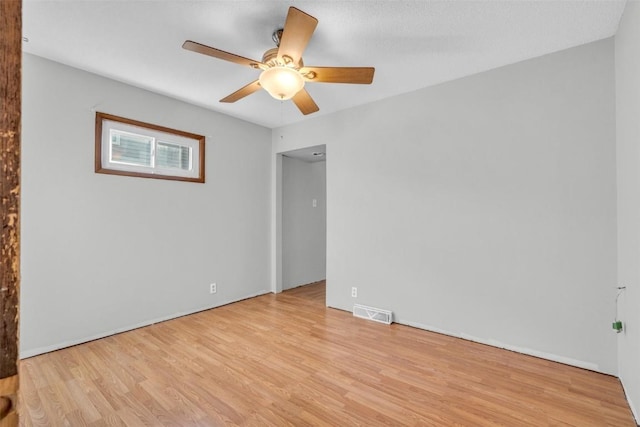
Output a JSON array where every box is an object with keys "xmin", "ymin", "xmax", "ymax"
[
  {"xmin": 351, "ymin": 287, "xmax": 357, "ymax": 298},
  {"xmin": 210, "ymin": 283, "xmax": 217, "ymax": 294}
]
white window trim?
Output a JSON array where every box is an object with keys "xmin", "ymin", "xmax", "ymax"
[{"xmin": 95, "ymin": 112, "xmax": 205, "ymax": 183}]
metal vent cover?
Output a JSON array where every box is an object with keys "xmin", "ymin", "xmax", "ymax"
[{"xmin": 353, "ymin": 304, "xmax": 392, "ymax": 325}]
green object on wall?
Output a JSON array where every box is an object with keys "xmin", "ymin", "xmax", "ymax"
[{"xmin": 612, "ymin": 321, "xmax": 623, "ymax": 332}]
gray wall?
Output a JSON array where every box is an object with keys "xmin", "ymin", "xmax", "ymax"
[
  {"xmin": 615, "ymin": 2, "xmax": 640, "ymax": 420},
  {"xmin": 282, "ymin": 157, "xmax": 326, "ymax": 289},
  {"xmin": 21, "ymin": 30, "xmax": 627, "ymax": 399},
  {"xmin": 21, "ymin": 54, "xmax": 272, "ymax": 357},
  {"xmin": 273, "ymin": 39, "xmax": 617, "ymax": 374}
]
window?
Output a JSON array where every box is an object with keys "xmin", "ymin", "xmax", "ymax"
[{"xmin": 95, "ymin": 112, "xmax": 205, "ymax": 183}]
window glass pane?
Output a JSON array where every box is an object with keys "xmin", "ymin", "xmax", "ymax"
[
  {"xmin": 156, "ymin": 141, "xmax": 191, "ymax": 170},
  {"xmin": 110, "ymin": 130, "xmax": 153, "ymax": 167},
  {"xmin": 97, "ymin": 113, "xmax": 204, "ymax": 182}
]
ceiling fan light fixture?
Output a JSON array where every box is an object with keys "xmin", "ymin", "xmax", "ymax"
[
  {"xmin": 183, "ymin": 7, "xmax": 373, "ymax": 116},
  {"xmin": 259, "ymin": 66, "xmax": 304, "ymax": 100}
]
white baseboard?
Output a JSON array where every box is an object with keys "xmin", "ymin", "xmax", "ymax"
[
  {"xmin": 20, "ymin": 289, "xmax": 271, "ymax": 359},
  {"xmin": 330, "ymin": 302, "xmax": 607, "ymax": 374},
  {"xmin": 394, "ymin": 316, "xmax": 602, "ymax": 373},
  {"xmin": 283, "ymin": 279, "xmax": 326, "ymax": 291},
  {"xmin": 620, "ymin": 380, "xmax": 639, "ymax": 425}
]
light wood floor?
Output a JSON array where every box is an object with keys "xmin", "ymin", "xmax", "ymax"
[{"xmin": 19, "ymin": 281, "xmax": 636, "ymax": 426}]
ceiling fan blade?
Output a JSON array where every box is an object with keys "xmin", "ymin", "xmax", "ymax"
[
  {"xmin": 292, "ymin": 89, "xmax": 319, "ymax": 115},
  {"xmin": 183, "ymin": 40, "xmax": 264, "ymax": 69},
  {"xmin": 301, "ymin": 66, "xmax": 375, "ymax": 84},
  {"xmin": 277, "ymin": 7, "xmax": 318, "ymax": 65},
  {"xmin": 220, "ymin": 80, "xmax": 262, "ymax": 103}
]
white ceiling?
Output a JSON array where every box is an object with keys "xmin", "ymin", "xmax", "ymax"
[{"xmin": 23, "ymin": 1, "xmax": 627, "ymax": 129}]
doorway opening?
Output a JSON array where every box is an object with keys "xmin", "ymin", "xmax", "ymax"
[{"xmin": 278, "ymin": 144, "xmax": 326, "ymax": 297}]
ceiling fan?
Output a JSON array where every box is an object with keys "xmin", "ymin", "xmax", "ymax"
[{"xmin": 182, "ymin": 7, "xmax": 375, "ymax": 115}]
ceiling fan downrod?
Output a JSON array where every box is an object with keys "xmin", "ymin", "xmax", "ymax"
[{"xmin": 272, "ymin": 29, "xmax": 284, "ymax": 47}]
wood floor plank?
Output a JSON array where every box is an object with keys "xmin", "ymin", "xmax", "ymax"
[{"xmin": 19, "ymin": 281, "xmax": 636, "ymax": 426}]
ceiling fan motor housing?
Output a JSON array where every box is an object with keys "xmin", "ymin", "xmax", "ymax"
[{"xmin": 262, "ymin": 47, "xmax": 303, "ymax": 70}]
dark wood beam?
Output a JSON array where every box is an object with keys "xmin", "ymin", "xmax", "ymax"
[{"xmin": 0, "ymin": 0, "xmax": 22, "ymax": 425}]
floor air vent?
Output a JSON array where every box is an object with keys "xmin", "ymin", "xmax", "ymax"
[{"xmin": 353, "ymin": 304, "xmax": 393, "ymax": 325}]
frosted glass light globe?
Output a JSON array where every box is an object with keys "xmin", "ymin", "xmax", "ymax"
[{"xmin": 259, "ymin": 66, "xmax": 305, "ymax": 100}]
